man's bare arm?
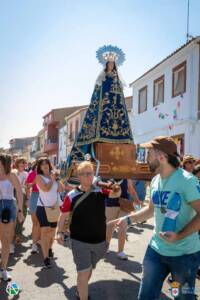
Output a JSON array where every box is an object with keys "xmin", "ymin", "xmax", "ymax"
[
  {"xmin": 108, "ymin": 200, "xmax": 154, "ymax": 225},
  {"xmin": 57, "ymin": 212, "xmax": 69, "ymax": 233},
  {"xmin": 129, "ymin": 200, "xmax": 154, "ymax": 223}
]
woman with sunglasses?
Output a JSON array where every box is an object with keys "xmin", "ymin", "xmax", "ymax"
[
  {"xmin": 35, "ymin": 158, "xmax": 63, "ymax": 268},
  {"xmin": 0, "ymin": 154, "xmax": 24, "ymax": 281},
  {"xmin": 182, "ymin": 155, "xmax": 196, "ymax": 173}
]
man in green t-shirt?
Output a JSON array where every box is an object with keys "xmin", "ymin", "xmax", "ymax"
[{"xmin": 112, "ymin": 136, "xmax": 200, "ymax": 299}]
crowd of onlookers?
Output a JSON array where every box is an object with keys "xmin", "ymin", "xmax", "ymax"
[{"xmin": 0, "ymin": 148, "xmax": 200, "ymax": 299}]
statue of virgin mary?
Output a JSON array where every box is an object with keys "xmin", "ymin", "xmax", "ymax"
[{"xmin": 67, "ymin": 45, "xmax": 133, "ymax": 169}]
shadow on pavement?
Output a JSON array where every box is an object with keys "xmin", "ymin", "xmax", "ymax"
[
  {"xmin": 34, "ymin": 260, "xmax": 68, "ymax": 289},
  {"xmin": 111, "ymin": 222, "xmax": 154, "ymax": 240},
  {"xmin": 127, "ymin": 226, "xmax": 144, "ymax": 235},
  {"xmin": 103, "ymin": 252, "xmax": 171, "ymax": 299},
  {"xmin": 127, "ymin": 223, "xmax": 154, "ymax": 235},
  {"xmin": 104, "ymin": 251, "xmax": 142, "ymax": 282},
  {"xmin": 23, "ymin": 252, "xmax": 45, "ymax": 268},
  {"xmin": 8, "ymin": 244, "xmax": 30, "ymax": 268},
  {"xmin": 23, "ymin": 246, "xmax": 60, "ymax": 268},
  {"xmin": 20, "ymin": 232, "xmax": 32, "ymax": 242},
  {"xmin": 0, "ymin": 278, "xmax": 171, "ymax": 300},
  {"xmin": 135, "ymin": 223, "xmax": 154, "ymax": 230},
  {"xmin": 64, "ymin": 279, "xmax": 140, "ymax": 300}
]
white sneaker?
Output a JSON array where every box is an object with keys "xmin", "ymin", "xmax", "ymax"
[
  {"xmin": 9, "ymin": 243, "xmax": 15, "ymax": 254},
  {"xmin": 31, "ymin": 243, "xmax": 39, "ymax": 254},
  {"xmin": 117, "ymin": 251, "xmax": 128, "ymax": 260},
  {"xmin": 0, "ymin": 269, "xmax": 12, "ymax": 281}
]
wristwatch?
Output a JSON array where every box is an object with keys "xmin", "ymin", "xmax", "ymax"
[{"xmin": 18, "ymin": 209, "xmax": 22, "ymax": 213}]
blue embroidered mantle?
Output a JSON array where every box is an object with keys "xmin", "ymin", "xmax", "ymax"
[{"xmin": 67, "ymin": 70, "xmax": 133, "ymax": 164}]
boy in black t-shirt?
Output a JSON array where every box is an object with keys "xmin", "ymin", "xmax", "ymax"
[{"xmin": 57, "ymin": 161, "xmax": 117, "ymax": 300}]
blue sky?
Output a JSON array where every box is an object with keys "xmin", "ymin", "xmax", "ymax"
[{"xmin": 0, "ymin": 0, "xmax": 200, "ymax": 148}]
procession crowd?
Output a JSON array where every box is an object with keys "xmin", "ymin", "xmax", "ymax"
[{"xmin": 0, "ymin": 136, "xmax": 200, "ymax": 299}]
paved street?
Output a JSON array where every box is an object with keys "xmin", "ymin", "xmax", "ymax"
[{"xmin": 0, "ymin": 215, "xmax": 199, "ymax": 300}]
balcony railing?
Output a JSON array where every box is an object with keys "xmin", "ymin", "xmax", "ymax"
[{"xmin": 44, "ymin": 137, "xmax": 58, "ymax": 152}]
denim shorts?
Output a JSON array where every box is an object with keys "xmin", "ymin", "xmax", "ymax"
[
  {"xmin": 0, "ymin": 199, "xmax": 17, "ymax": 223},
  {"xmin": 29, "ymin": 191, "xmax": 39, "ymax": 214}
]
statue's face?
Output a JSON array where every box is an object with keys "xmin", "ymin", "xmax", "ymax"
[{"xmin": 107, "ymin": 61, "xmax": 114, "ymax": 71}]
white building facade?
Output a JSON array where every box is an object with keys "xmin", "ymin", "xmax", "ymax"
[
  {"xmin": 58, "ymin": 125, "xmax": 67, "ymax": 164},
  {"xmin": 130, "ymin": 37, "xmax": 200, "ymax": 160}
]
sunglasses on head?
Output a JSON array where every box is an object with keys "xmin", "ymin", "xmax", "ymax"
[{"xmin": 186, "ymin": 160, "xmax": 195, "ymax": 164}]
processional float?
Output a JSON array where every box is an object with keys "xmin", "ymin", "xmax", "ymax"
[{"xmin": 66, "ymin": 45, "xmax": 153, "ymax": 183}]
